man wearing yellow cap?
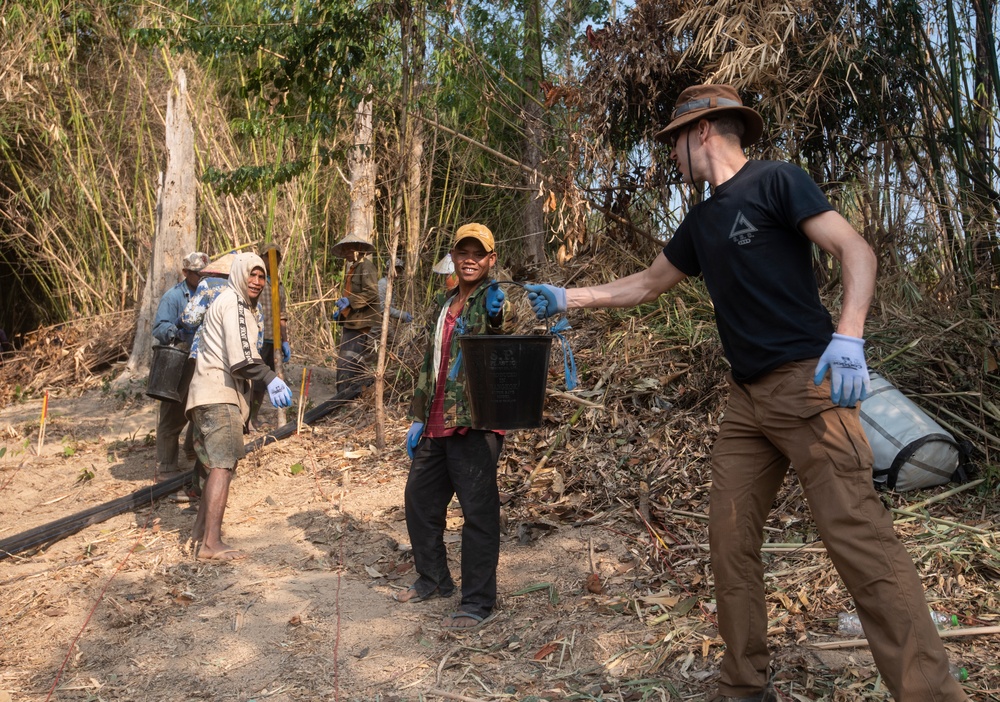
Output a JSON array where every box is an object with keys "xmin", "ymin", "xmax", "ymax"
[
  {"xmin": 525, "ymin": 85, "xmax": 966, "ymax": 702},
  {"xmin": 395, "ymin": 223, "xmax": 512, "ymax": 632}
]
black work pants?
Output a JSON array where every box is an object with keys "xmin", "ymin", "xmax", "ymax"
[
  {"xmin": 404, "ymin": 430, "xmax": 503, "ymax": 619},
  {"xmin": 337, "ymin": 327, "xmax": 372, "ymax": 392}
]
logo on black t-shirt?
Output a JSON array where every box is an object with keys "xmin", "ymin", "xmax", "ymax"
[{"xmin": 729, "ymin": 210, "xmax": 758, "ymax": 246}]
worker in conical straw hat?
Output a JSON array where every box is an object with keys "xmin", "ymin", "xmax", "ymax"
[
  {"xmin": 331, "ymin": 232, "xmax": 378, "ymax": 393},
  {"xmin": 524, "ymin": 83, "xmax": 965, "ymax": 702},
  {"xmin": 433, "ymin": 252, "xmax": 458, "ymax": 290}
]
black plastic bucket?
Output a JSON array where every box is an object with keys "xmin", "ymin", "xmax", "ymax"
[
  {"xmin": 146, "ymin": 345, "xmax": 189, "ymax": 402},
  {"xmin": 458, "ymin": 335, "xmax": 552, "ymax": 430}
]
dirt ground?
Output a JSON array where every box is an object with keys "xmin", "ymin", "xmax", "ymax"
[{"xmin": 0, "ymin": 363, "xmax": 996, "ymax": 701}]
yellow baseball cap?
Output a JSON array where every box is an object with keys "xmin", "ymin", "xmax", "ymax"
[{"xmin": 452, "ymin": 223, "xmax": 495, "ymax": 253}]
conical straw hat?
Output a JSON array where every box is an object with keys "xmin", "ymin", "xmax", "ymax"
[
  {"xmin": 432, "ymin": 253, "xmax": 454, "ymax": 275},
  {"xmin": 200, "ymin": 252, "xmax": 238, "ymax": 277},
  {"xmin": 331, "ymin": 232, "xmax": 375, "ymax": 259}
]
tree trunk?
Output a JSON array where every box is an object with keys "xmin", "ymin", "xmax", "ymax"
[
  {"xmin": 121, "ymin": 68, "xmax": 196, "ymax": 383},
  {"xmin": 347, "ymin": 94, "xmax": 376, "ymax": 243},
  {"xmin": 522, "ymin": 0, "xmax": 547, "ymax": 264},
  {"xmin": 404, "ymin": 0, "xmax": 425, "ymax": 312},
  {"xmin": 971, "ymin": 0, "xmax": 999, "ymax": 283},
  {"xmin": 405, "ymin": 110, "xmax": 424, "ymax": 309}
]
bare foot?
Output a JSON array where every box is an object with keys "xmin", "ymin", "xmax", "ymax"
[
  {"xmin": 393, "ymin": 587, "xmax": 421, "ymax": 603},
  {"xmin": 393, "ymin": 586, "xmax": 453, "ymax": 603}
]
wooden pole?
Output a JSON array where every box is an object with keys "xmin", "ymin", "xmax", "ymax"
[
  {"xmin": 37, "ymin": 391, "xmax": 49, "ymax": 455},
  {"xmin": 267, "ymin": 248, "xmax": 286, "ymax": 426}
]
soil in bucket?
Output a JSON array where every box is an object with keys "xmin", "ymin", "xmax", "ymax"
[
  {"xmin": 146, "ymin": 345, "xmax": 189, "ymax": 402},
  {"xmin": 458, "ymin": 335, "xmax": 552, "ymax": 430}
]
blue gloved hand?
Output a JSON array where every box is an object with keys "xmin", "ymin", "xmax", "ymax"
[
  {"xmin": 401, "ymin": 312, "xmax": 413, "ymax": 323},
  {"xmin": 524, "ymin": 283, "xmax": 567, "ymax": 319},
  {"xmin": 267, "ymin": 376, "xmax": 293, "ymax": 408},
  {"xmin": 175, "ymin": 327, "xmax": 194, "ymax": 344},
  {"xmin": 813, "ymin": 333, "xmax": 871, "ymax": 407},
  {"xmin": 332, "ymin": 296, "xmax": 350, "ymax": 320},
  {"xmin": 281, "ymin": 341, "xmax": 291, "ymax": 363},
  {"xmin": 485, "ymin": 282, "xmax": 505, "ymax": 317},
  {"xmin": 406, "ymin": 421, "xmax": 424, "ymax": 459}
]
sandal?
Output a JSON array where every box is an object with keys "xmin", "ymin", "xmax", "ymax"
[
  {"xmin": 392, "ymin": 586, "xmax": 453, "ymax": 604},
  {"xmin": 440, "ymin": 611, "xmax": 490, "ymax": 631}
]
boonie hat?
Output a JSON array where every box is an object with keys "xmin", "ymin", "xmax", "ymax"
[
  {"xmin": 452, "ymin": 223, "xmax": 495, "ymax": 253},
  {"xmin": 182, "ymin": 251, "xmax": 209, "ymax": 272},
  {"xmin": 654, "ymin": 84, "xmax": 764, "ymax": 148}
]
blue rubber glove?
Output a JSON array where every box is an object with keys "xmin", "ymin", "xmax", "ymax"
[
  {"xmin": 524, "ymin": 283, "xmax": 567, "ymax": 320},
  {"xmin": 281, "ymin": 341, "xmax": 291, "ymax": 363},
  {"xmin": 401, "ymin": 312, "xmax": 413, "ymax": 323},
  {"xmin": 406, "ymin": 421, "xmax": 424, "ymax": 459},
  {"xmin": 813, "ymin": 333, "xmax": 871, "ymax": 408},
  {"xmin": 333, "ymin": 296, "xmax": 350, "ymax": 320},
  {"xmin": 176, "ymin": 327, "xmax": 194, "ymax": 344},
  {"xmin": 267, "ymin": 376, "xmax": 293, "ymax": 408},
  {"xmin": 485, "ymin": 282, "xmax": 505, "ymax": 317}
]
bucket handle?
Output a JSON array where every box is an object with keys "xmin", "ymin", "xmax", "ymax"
[
  {"xmin": 489, "ymin": 280, "xmax": 554, "ymax": 335},
  {"xmin": 491, "ymin": 280, "xmax": 578, "ymax": 391}
]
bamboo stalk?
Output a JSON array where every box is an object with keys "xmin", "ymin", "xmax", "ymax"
[
  {"xmin": 890, "ymin": 507, "xmax": 990, "ymax": 534},
  {"xmin": 811, "ymin": 625, "xmax": 1000, "ymax": 650},
  {"xmin": 671, "ymin": 544, "xmax": 828, "ymax": 553},
  {"xmin": 545, "ymin": 388, "xmax": 604, "ymax": 408},
  {"xmin": 525, "ymin": 404, "xmax": 587, "ymax": 488},
  {"xmin": 904, "ymin": 479, "xmax": 985, "ymax": 512},
  {"xmin": 932, "ymin": 405, "xmax": 1000, "ymax": 446}
]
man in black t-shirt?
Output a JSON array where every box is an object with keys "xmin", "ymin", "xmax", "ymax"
[{"xmin": 525, "ymin": 85, "xmax": 967, "ymax": 702}]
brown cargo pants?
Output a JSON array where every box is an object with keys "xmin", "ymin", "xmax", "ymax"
[{"xmin": 710, "ymin": 359, "xmax": 967, "ymax": 701}]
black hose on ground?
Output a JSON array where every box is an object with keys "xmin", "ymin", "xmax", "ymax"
[{"xmin": 0, "ymin": 383, "xmax": 365, "ymax": 561}]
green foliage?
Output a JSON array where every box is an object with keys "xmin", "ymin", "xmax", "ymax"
[
  {"xmin": 289, "ymin": 462, "xmax": 304, "ymax": 475},
  {"xmin": 134, "ymin": 0, "xmax": 389, "ymax": 194}
]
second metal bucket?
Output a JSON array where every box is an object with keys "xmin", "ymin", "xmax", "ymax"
[{"xmin": 146, "ymin": 344, "xmax": 189, "ymax": 402}]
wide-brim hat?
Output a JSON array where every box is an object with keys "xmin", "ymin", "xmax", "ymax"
[
  {"xmin": 331, "ymin": 232, "xmax": 375, "ymax": 259},
  {"xmin": 654, "ymin": 84, "xmax": 763, "ymax": 148}
]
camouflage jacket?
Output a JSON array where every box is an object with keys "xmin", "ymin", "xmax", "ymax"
[{"xmin": 409, "ymin": 280, "xmax": 516, "ymax": 427}]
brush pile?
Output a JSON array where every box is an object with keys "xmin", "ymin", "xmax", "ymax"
[{"xmin": 0, "ymin": 311, "xmax": 134, "ymax": 406}]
